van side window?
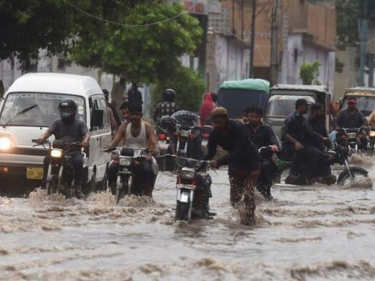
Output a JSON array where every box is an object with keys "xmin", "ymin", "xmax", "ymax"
[
  {"xmin": 90, "ymin": 96, "xmax": 110, "ymax": 131},
  {"xmin": 90, "ymin": 97, "xmax": 103, "ymax": 131}
]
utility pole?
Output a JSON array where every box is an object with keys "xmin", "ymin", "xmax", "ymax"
[
  {"xmin": 249, "ymin": 0, "xmax": 257, "ymax": 78},
  {"xmin": 359, "ymin": 0, "xmax": 368, "ymax": 86},
  {"xmin": 270, "ymin": 0, "xmax": 279, "ymax": 86}
]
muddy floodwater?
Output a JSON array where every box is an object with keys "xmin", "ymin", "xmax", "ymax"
[{"xmin": 1, "ymin": 157, "xmax": 375, "ymax": 281}]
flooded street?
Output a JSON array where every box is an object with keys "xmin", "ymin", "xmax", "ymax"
[{"xmin": 1, "ymin": 159, "xmax": 375, "ymax": 281}]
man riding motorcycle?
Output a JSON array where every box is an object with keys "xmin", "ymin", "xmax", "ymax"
[
  {"xmin": 168, "ymin": 110, "xmax": 204, "ymax": 160},
  {"xmin": 106, "ymin": 102, "xmax": 159, "ymax": 198},
  {"xmin": 36, "ymin": 99, "xmax": 90, "ymax": 199},
  {"xmin": 335, "ymin": 98, "xmax": 368, "ymax": 151},
  {"xmin": 153, "ymin": 89, "xmax": 179, "ymax": 123},
  {"xmin": 303, "ymin": 103, "xmax": 336, "ymax": 184},
  {"xmin": 244, "ymin": 105, "xmax": 279, "ymax": 199}
]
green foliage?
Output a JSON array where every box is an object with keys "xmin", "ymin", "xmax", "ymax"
[
  {"xmin": 0, "ymin": 0, "xmax": 78, "ymax": 62},
  {"xmin": 300, "ymin": 61, "xmax": 321, "ymax": 85},
  {"xmin": 69, "ymin": 1, "xmax": 203, "ymax": 84},
  {"xmin": 0, "ymin": 0, "xmax": 202, "ymax": 79},
  {"xmin": 151, "ymin": 66, "xmax": 206, "ymax": 112}
]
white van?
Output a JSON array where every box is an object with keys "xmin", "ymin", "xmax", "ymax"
[{"xmin": 0, "ymin": 73, "xmax": 112, "ymax": 192}]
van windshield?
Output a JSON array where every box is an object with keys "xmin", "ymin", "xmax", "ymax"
[
  {"xmin": 342, "ymin": 96, "xmax": 375, "ymax": 116},
  {"xmin": 0, "ymin": 93, "xmax": 86, "ymax": 127},
  {"xmin": 265, "ymin": 94, "xmax": 315, "ymax": 117},
  {"xmin": 218, "ymin": 89, "xmax": 268, "ymax": 118}
]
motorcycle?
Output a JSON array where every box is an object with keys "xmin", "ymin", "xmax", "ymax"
[
  {"xmin": 169, "ymin": 121, "xmax": 214, "ymax": 221},
  {"xmin": 256, "ymin": 146, "xmax": 279, "ymax": 199},
  {"xmin": 174, "ymin": 156, "xmax": 213, "ymax": 221},
  {"xmin": 32, "ymin": 139, "xmax": 86, "ymax": 198},
  {"xmin": 342, "ymin": 127, "xmax": 369, "ymax": 155},
  {"xmin": 367, "ymin": 128, "xmax": 375, "ymax": 156},
  {"xmin": 275, "ymin": 129, "xmax": 369, "ymax": 185},
  {"xmin": 106, "ymin": 147, "xmax": 151, "ymax": 205}
]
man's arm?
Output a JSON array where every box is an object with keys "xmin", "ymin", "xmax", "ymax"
[
  {"xmin": 145, "ymin": 122, "xmax": 160, "ymax": 155},
  {"xmin": 108, "ymin": 122, "xmax": 128, "ymax": 149},
  {"xmin": 204, "ymin": 130, "xmax": 218, "ymax": 160}
]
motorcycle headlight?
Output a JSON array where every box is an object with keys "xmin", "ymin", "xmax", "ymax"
[
  {"xmin": 180, "ymin": 130, "xmax": 190, "ymax": 138},
  {"xmin": 119, "ymin": 156, "xmax": 132, "ymax": 166},
  {"xmin": 181, "ymin": 168, "xmax": 195, "ymax": 180},
  {"xmin": 347, "ymin": 132, "xmax": 356, "ymax": 139},
  {"xmin": 50, "ymin": 148, "xmax": 63, "ymax": 158},
  {"xmin": 370, "ymin": 131, "xmax": 375, "ymax": 137},
  {"xmin": 0, "ymin": 136, "xmax": 11, "ymax": 150}
]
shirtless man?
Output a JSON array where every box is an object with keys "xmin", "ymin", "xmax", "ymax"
[{"xmin": 106, "ymin": 102, "xmax": 159, "ymax": 197}]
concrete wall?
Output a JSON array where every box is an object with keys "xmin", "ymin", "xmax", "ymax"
[{"xmin": 280, "ymin": 33, "xmax": 335, "ymax": 94}]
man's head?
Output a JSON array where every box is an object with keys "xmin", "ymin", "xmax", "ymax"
[
  {"xmin": 120, "ymin": 101, "xmax": 131, "ymax": 122},
  {"xmin": 244, "ymin": 104, "xmax": 263, "ymax": 127},
  {"xmin": 163, "ymin": 89, "xmax": 176, "ymax": 102},
  {"xmin": 58, "ymin": 99, "xmax": 77, "ymax": 123},
  {"xmin": 128, "ymin": 102, "xmax": 143, "ymax": 124},
  {"xmin": 295, "ymin": 98, "xmax": 309, "ymax": 114},
  {"xmin": 310, "ymin": 103, "xmax": 324, "ymax": 119},
  {"xmin": 347, "ymin": 97, "xmax": 357, "ymax": 110},
  {"xmin": 211, "ymin": 107, "xmax": 228, "ymax": 130}
]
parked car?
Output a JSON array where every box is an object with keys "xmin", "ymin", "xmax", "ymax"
[
  {"xmin": 264, "ymin": 84, "xmax": 330, "ymax": 138},
  {"xmin": 217, "ymin": 79, "xmax": 270, "ymax": 119},
  {"xmin": 0, "ymin": 73, "xmax": 112, "ymax": 193}
]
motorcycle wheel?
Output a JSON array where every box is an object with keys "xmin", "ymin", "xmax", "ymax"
[
  {"xmin": 115, "ymin": 182, "xmax": 125, "ymax": 205},
  {"xmin": 46, "ymin": 178, "xmax": 58, "ymax": 195},
  {"xmin": 337, "ymin": 167, "xmax": 368, "ymax": 186},
  {"xmin": 175, "ymin": 201, "xmax": 190, "ymax": 221},
  {"xmin": 276, "ymin": 163, "xmax": 291, "ymax": 184}
]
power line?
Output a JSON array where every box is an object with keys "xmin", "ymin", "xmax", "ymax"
[{"xmin": 66, "ymin": 2, "xmax": 198, "ymax": 27}]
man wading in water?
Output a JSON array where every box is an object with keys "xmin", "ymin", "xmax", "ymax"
[{"xmin": 204, "ymin": 107, "xmax": 261, "ymax": 225}]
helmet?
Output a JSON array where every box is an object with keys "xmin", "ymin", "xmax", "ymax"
[
  {"xmin": 58, "ymin": 99, "xmax": 77, "ymax": 122},
  {"xmin": 163, "ymin": 88, "xmax": 176, "ymax": 102}
]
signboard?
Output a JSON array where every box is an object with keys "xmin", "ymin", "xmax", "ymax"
[{"xmin": 172, "ymin": 0, "xmax": 208, "ymax": 15}]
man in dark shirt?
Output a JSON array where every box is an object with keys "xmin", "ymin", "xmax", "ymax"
[
  {"xmin": 205, "ymin": 107, "xmax": 261, "ymax": 226},
  {"xmin": 303, "ymin": 103, "xmax": 336, "ymax": 184},
  {"xmin": 37, "ymin": 99, "xmax": 90, "ymax": 199},
  {"xmin": 336, "ymin": 98, "xmax": 368, "ymax": 151},
  {"xmin": 281, "ymin": 98, "xmax": 308, "ymax": 182},
  {"xmin": 336, "ymin": 98, "xmax": 367, "ymax": 129},
  {"xmin": 127, "ymin": 83, "xmax": 143, "ymax": 104},
  {"xmin": 244, "ymin": 105, "xmax": 279, "ymax": 199}
]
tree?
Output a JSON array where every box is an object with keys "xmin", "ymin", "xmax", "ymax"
[
  {"xmin": 151, "ymin": 66, "xmax": 206, "ymax": 112},
  {"xmin": 300, "ymin": 61, "xmax": 321, "ymax": 85},
  {"xmin": 0, "ymin": 0, "xmax": 79, "ymax": 63},
  {"xmin": 69, "ymin": 1, "xmax": 203, "ymax": 84}
]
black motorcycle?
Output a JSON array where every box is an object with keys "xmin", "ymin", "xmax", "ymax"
[
  {"xmin": 174, "ymin": 156, "xmax": 213, "ymax": 221},
  {"xmin": 342, "ymin": 127, "xmax": 369, "ymax": 155},
  {"xmin": 275, "ymin": 130, "xmax": 369, "ymax": 185},
  {"xmin": 157, "ymin": 119, "xmax": 214, "ymax": 221},
  {"xmin": 32, "ymin": 139, "xmax": 86, "ymax": 198},
  {"xmin": 107, "ymin": 147, "xmax": 151, "ymax": 205}
]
